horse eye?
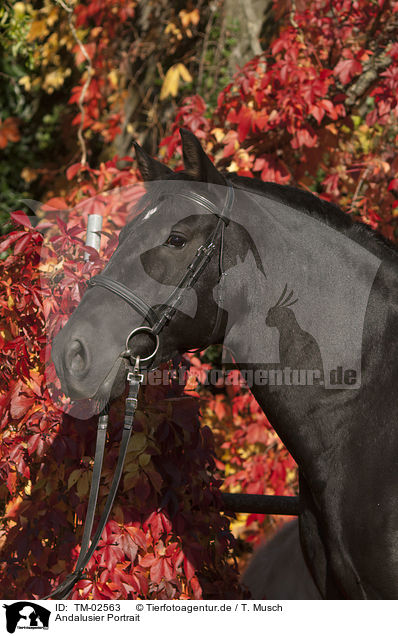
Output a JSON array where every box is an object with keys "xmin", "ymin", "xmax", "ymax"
[{"xmin": 165, "ymin": 234, "xmax": 186, "ymax": 248}]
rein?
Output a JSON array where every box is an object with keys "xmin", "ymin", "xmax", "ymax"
[{"xmin": 44, "ymin": 184, "xmax": 234, "ymax": 599}]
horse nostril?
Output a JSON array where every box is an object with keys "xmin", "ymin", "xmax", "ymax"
[{"xmin": 66, "ymin": 339, "xmax": 89, "ymax": 377}]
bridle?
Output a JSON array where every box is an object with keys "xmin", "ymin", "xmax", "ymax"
[
  {"xmin": 88, "ymin": 185, "xmax": 234, "ymax": 339},
  {"xmin": 45, "ymin": 183, "xmax": 234, "ymax": 599}
]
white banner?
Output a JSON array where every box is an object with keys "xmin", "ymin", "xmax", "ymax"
[{"xmin": 1, "ymin": 600, "xmax": 396, "ymax": 636}]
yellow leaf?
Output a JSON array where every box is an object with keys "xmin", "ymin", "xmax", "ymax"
[
  {"xmin": 19, "ymin": 76, "xmax": 31, "ymax": 91},
  {"xmin": 177, "ymin": 63, "xmax": 192, "ymax": 83},
  {"xmin": 37, "ymin": 257, "xmax": 64, "ymax": 274},
  {"xmin": 77, "ymin": 471, "xmax": 90, "ymax": 498},
  {"xmin": 160, "ymin": 64, "xmax": 192, "ymax": 100},
  {"xmin": 380, "ymin": 161, "xmax": 390, "ymax": 174},
  {"xmin": 211, "ymin": 128, "xmax": 225, "ymax": 143},
  {"xmin": 46, "ymin": 7, "xmax": 59, "ymax": 27},
  {"xmin": 326, "ymin": 123, "xmax": 338, "ymax": 135},
  {"xmin": 130, "ymin": 432, "xmax": 147, "ymax": 453},
  {"xmin": 14, "ymin": 2, "xmax": 26, "ymax": 17},
  {"xmin": 165, "ymin": 22, "xmax": 182, "ymax": 39},
  {"xmin": 125, "ymin": 462, "xmax": 139, "ymax": 475},
  {"xmin": 47, "ymin": 32, "xmax": 59, "ymax": 49},
  {"xmin": 68, "ymin": 468, "xmax": 83, "ymax": 490},
  {"xmin": 124, "ymin": 472, "xmax": 140, "ymax": 490},
  {"xmin": 179, "ymin": 8, "xmax": 200, "ymax": 28},
  {"xmin": 43, "ymin": 68, "xmax": 71, "ymax": 93},
  {"xmin": 226, "ymin": 161, "xmax": 239, "ymax": 173},
  {"xmin": 7, "ymin": 296, "xmax": 14, "ymax": 310},
  {"xmin": 21, "ymin": 167, "xmax": 38, "ymax": 183},
  {"xmin": 139, "ymin": 453, "xmax": 151, "ymax": 467},
  {"xmin": 160, "ymin": 65, "xmax": 180, "ymax": 100},
  {"xmin": 28, "ymin": 19, "xmax": 49, "ymax": 41},
  {"xmin": 108, "ymin": 70, "xmax": 118, "ymax": 89}
]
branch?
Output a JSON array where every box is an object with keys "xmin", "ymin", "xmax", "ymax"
[
  {"xmin": 345, "ymin": 50, "xmax": 391, "ymax": 109},
  {"xmin": 349, "ymin": 166, "xmax": 371, "ymax": 213},
  {"xmin": 208, "ymin": 4, "xmax": 227, "ymax": 99},
  {"xmin": 55, "ymin": 0, "xmax": 93, "ymax": 166},
  {"xmin": 198, "ymin": 2, "xmax": 217, "ymax": 90}
]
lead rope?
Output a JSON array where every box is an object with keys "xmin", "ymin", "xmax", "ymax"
[{"xmin": 42, "ymin": 357, "xmax": 144, "ymax": 600}]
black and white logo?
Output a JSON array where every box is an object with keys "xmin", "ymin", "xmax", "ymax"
[{"xmin": 3, "ymin": 602, "xmax": 50, "ymax": 634}]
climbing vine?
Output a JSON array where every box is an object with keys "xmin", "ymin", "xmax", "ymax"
[{"xmin": 1, "ymin": 0, "xmax": 397, "ymax": 599}]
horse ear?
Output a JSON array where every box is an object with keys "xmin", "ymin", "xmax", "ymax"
[
  {"xmin": 133, "ymin": 141, "xmax": 173, "ymax": 181},
  {"xmin": 180, "ymin": 128, "xmax": 226, "ymax": 185}
]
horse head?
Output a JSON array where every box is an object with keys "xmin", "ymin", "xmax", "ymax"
[{"xmin": 51, "ymin": 129, "xmax": 260, "ymax": 409}]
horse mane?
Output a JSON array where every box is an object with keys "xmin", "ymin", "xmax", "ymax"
[{"xmin": 226, "ymin": 173, "xmax": 398, "ymax": 261}]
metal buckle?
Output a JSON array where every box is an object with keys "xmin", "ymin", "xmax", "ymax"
[
  {"xmin": 124, "ymin": 326, "xmax": 160, "ymax": 365},
  {"xmin": 127, "ymin": 371, "xmax": 145, "ymax": 383}
]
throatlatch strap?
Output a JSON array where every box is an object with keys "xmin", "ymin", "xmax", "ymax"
[{"xmin": 43, "ymin": 372, "xmax": 142, "ymax": 600}]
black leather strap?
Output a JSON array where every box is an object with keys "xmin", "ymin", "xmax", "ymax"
[
  {"xmin": 87, "ymin": 276, "xmax": 160, "ymax": 328},
  {"xmin": 173, "ymin": 184, "xmax": 234, "ymax": 221},
  {"xmin": 77, "ymin": 412, "xmax": 108, "ymax": 568},
  {"xmin": 43, "ymin": 373, "xmax": 142, "ymax": 600}
]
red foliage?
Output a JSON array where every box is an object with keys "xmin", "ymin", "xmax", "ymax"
[
  {"xmin": 0, "ymin": 176, "xmax": 242, "ymax": 600},
  {"xmin": 162, "ymin": 0, "xmax": 397, "ymax": 240},
  {"xmin": 2, "ymin": 0, "xmax": 397, "ymax": 599}
]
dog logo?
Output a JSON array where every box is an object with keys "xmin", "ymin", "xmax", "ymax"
[{"xmin": 3, "ymin": 602, "xmax": 50, "ymax": 633}]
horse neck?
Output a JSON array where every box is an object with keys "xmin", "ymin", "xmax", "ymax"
[
  {"xmin": 224, "ymin": 282, "xmax": 351, "ymax": 480},
  {"xmin": 227, "ymin": 257, "xmax": 398, "ymax": 477},
  {"xmin": 220, "ymin": 194, "xmax": 395, "ymax": 475},
  {"xmin": 228, "ymin": 301, "xmax": 333, "ymax": 467}
]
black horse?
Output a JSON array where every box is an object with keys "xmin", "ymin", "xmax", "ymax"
[
  {"xmin": 241, "ymin": 521, "xmax": 321, "ymax": 600},
  {"xmin": 52, "ymin": 128, "xmax": 398, "ymax": 599}
]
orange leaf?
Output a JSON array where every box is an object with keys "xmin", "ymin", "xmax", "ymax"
[{"xmin": 0, "ymin": 118, "xmax": 20, "ymax": 149}]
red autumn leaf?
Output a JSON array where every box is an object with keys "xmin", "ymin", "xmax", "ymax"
[
  {"xmin": 14, "ymin": 234, "xmax": 35, "ymax": 255},
  {"xmin": 309, "ymin": 103, "xmax": 325, "ymax": 124},
  {"xmin": 334, "ymin": 55, "xmax": 363, "ymax": 85},
  {"xmin": 119, "ymin": 534, "xmax": 138, "ymax": 562},
  {"xmin": 183, "ymin": 556, "xmax": 196, "ymax": 581},
  {"xmin": 146, "ymin": 512, "xmax": 163, "ymax": 541},
  {"xmin": 190, "ymin": 575, "xmax": 202, "ymax": 599},
  {"xmin": 7, "ymin": 471, "xmax": 17, "ymax": 494},
  {"xmin": 27, "ymin": 433, "xmax": 44, "ymax": 456},
  {"xmin": 11, "ymin": 211, "xmax": 33, "ymax": 228},
  {"xmin": 0, "ymin": 231, "xmax": 28, "ymax": 252},
  {"xmin": 125, "ymin": 526, "xmax": 147, "ymax": 551},
  {"xmin": 41, "ymin": 197, "xmax": 69, "ymax": 212},
  {"xmin": 98, "ymin": 544, "xmax": 124, "ymax": 571},
  {"xmin": 291, "ymin": 127, "xmax": 318, "ymax": 148},
  {"xmin": 150, "ymin": 556, "xmax": 174, "ymax": 584},
  {"xmin": 10, "ymin": 389, "xmax": 35, "ymax": 419},
  {"xmin": 66, "ymin": 163, "xmax": 83, "ymax": 181},
  {"xmin": 139, "ymin": 553, "xmax": 156, "ymax": 568}
]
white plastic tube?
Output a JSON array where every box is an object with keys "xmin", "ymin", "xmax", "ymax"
[{"xmin": 84, "ymin": 214, "xmax": 103, "ymax": 261}]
